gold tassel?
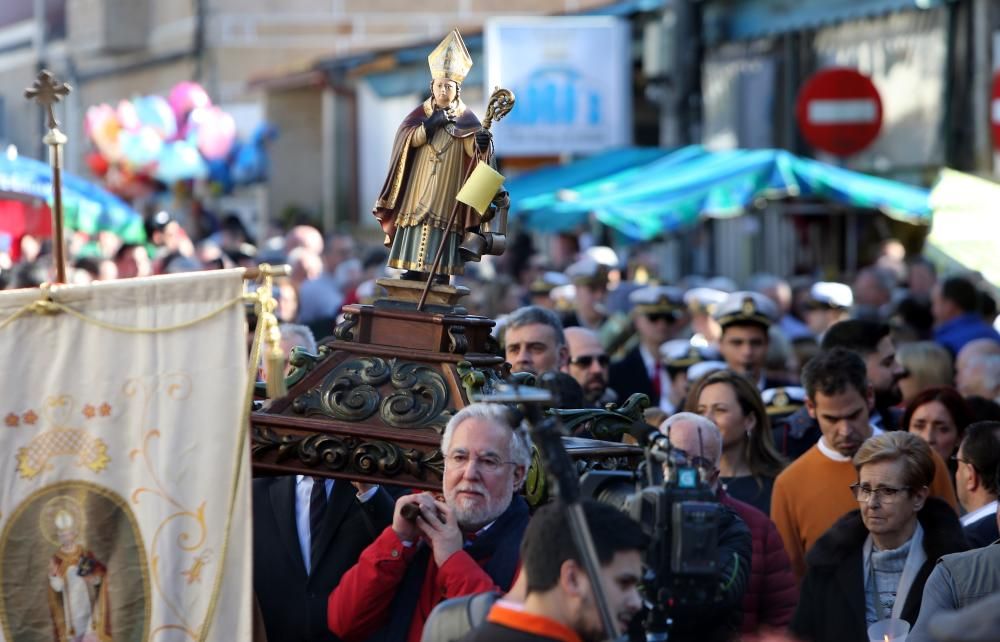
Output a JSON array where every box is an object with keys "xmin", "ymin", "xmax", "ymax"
[
  {"xmin": 252, "ymin": 264, "xmax": 288, "ymax": 399},
  {"xmin": 264, "ymin": 325, "xmax": 287, "ymax": 398}
]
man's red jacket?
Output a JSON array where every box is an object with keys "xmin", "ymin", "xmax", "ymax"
[
  {"xmin": 719, "ymin": 489, "xmax": 798, "ymax": 634},
  {"xmin": 327, "ymin": 526, "xmax": 503, "ymax": 642}
]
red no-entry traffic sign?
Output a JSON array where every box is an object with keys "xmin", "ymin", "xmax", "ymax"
[{"xmin": 795, "ymin": 68, "xmax": 883, "ymax": 157}]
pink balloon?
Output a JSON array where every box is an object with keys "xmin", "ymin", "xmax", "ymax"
[
  {"xmin": 85, "ymin": 104, "xmax": 122, "ymax": 162},
  {"xmin": 117, "ymin": 100, "xmax": 140, "ymax": 131},
  {"xmin": 85, "ymin": 103, "xmax": 115, "ymax": 138},
  {"xmin": 168, "ymin": 81, "xmax": 212, "ymax": 123},
  {"xmin": 195, "ymin": 107, "xmax": 237, "ymax": 160}
]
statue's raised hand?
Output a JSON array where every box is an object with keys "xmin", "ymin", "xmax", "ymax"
[{"xmin": 424, "ymin": 108, "xmax": 448, "ymax": 137}]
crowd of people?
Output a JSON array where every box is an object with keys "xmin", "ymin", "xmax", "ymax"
[
  {"xmin": 237, "ymin": 221, "xmax": 996, "ymax": 641},
  {"xmin": 3, "ymin": 208, "xmax": 1000, "ymax": 641}
]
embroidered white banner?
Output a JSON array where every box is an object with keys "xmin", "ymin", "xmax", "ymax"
[{"xmin": 0, "ymin": 270, "xmax": 251, "ymax": 642}]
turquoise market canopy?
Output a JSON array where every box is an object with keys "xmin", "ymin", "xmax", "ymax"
[
  {"xmin": 506, "ymin": 145, "xmax": 931, "ymax": 241},
  {"xmin": 0, "ymin": 151, "xmax": 145, "ymax": 243}
]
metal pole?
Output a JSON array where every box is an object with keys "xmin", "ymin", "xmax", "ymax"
[
  {"xmin": 523, "ymin": 383, "xmax": 622, "ymax": 641},
  {"xmin": 50, "ymin": 140, "xmax": 66, "ymax": 283},
  {"xmin": 972, "ymin": 0, "xmax": 992, "ymax": 172},
  {"xmin": 564, "ymin": 502, "xmax": 622, "ymax": 639},
  {"xmin": 673, "ymin": 0, "xmax": 704, "ymax": 146},
  {"xmin": 25, "ymin": 70, "xmax": 72, "ymax": 284}
]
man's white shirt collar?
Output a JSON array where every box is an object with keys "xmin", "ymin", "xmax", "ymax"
[
  {"xmin": 817, "ymin": 424, "xmax": 883, "ymax": 462},
  {"xmin": 961, "ymin": 499, "xmax": 999, "ymax": 526}
]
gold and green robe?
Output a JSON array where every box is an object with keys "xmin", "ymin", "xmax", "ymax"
[{"xmin": 374, "ymin": 98, "xmax": 488, "ymax": 275}]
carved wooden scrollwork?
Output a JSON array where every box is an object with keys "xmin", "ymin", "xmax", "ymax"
[
  {"xmin": 291, "ymin": 357, "xmax": 450, "ymax": 431},
  {"xmin": 333, "ymin": 312, "xmax": 359, "ymax": 341},
  {"xmin": 553, "ymin": 392, "xmax": 651, "ymax": 441},
  {"xmin": 446, "ymin": 325, "xmax": 468, "ymax": 354},
  {"xmin": 380, "ymin": 361, "xmax": 451, "ymax": 431},
  {"xmin": 456, "ymin": 360, "xmax": 507, "ymax": 402},
  {"xmin": 523, "ymin": 447, "xmax": 546, "ymax": 508},
  {"xmin": 293, "ymin": 357, "xmax": 391, "ymax": 421},
  {"xmin": 252, "ymin": 425, "xmax": 444, "ymax": 479},
  {"xmin": 253, "ymin": 344, "xmax": 332, "ymax": 398}
]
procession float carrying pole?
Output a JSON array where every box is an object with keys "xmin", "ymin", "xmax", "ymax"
[{"xmin": 25, "ymin": 70, "xmax": 72, "ymax": 285}]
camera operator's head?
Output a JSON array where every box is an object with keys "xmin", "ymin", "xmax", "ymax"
[
  {"xmin": 802, "ymin": 347, "xmax": 874, "ymax": 458},
  {"xmin": 520, "ymin": 500, "xmax": 645, "ymax": 641},
  {"xmin": 659, "ymin": 412, "xmax": 723, "ymax": 488},
  {"xmin": 441, "ymin": 403, "xmax": 533, "ymax": 531}
]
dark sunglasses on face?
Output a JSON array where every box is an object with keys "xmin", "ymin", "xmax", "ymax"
[
  {"xmin": 570, "ymin": 354, "xmax": 610, "ymax": 367},
  {"xmin": 646, "ymin": 312, "xmax": 677, "ymax": 323}
]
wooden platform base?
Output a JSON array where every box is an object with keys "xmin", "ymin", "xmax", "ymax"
[
  {"xmin": 375, "ymin": 277, "xmax": 469, "ymax": 309},
  {"xmin": 251, "ymin": 296, "xmax": 506, "ymax": 490},
  {"xmin": 250, "ymin": 281, "xmax": 643, "ymax": 496}
]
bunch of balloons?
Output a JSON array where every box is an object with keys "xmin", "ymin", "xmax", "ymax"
[{"xmin": 84, "ymin": 81, "xmax": 268, "ymax": 191}]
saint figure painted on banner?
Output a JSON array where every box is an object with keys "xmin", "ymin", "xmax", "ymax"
[
  {"xmin": 45, "ymin": 498, "xmax": 112, "ymax": 642},
  {"xmin": 373, "ymin": 29, "xmax": 493, "ymax": 279}
]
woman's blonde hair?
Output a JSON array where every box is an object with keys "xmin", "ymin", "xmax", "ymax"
[
  {"xmin": 896, "ymin": 341, "xmax": 954, "ymax": 400},
  {"xmin": 852, "ymin": 431, "xmax": 935, "ymax": 490}
]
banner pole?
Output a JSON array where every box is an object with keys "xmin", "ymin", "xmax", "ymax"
[{"xmin": 25, "ymin": 70, "xmax": 72, "ymax": 284}]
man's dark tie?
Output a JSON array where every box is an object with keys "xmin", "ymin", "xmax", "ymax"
[{"xmin": 309, "ymin": 477, "xmax": 327, "ymax": 570}]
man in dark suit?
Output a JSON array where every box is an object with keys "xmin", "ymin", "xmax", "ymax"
[
  {"xmin": 955, "ymin": 421, "xmax": 1000, "ymax": 547},
  {"xmin": 253, "ymin": 475, "xmax": 394, "ymax": 641},
  {"xmin": 609, "ymin": 285, "xmax": 687, "ymax": 408}
]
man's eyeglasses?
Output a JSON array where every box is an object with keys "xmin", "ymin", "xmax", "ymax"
[
  {"xmin": 569, "ymin": 354, "xmax": 610, "ymax": 368},
  {"xmin": 445, "ymin": 451, "xmax": 518, "ymax": 474},
  {"xmin": 645, "ymin": 313, "xmax": 677, "ymax": 324},
  {"xmin": 849, "ymin": 483, "xmax": 912, "ymax": 504},
  {"xmin": 951, "ymin": 454, "xmax": 975, "ymax": 469},
  {"xmin": 670, "ymin": 449, "xmax": 715, "ymax": 471}
]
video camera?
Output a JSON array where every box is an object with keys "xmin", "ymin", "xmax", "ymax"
[{"xmin": 580, "ymin": 422, "xmax": 725, "ymax": 640}]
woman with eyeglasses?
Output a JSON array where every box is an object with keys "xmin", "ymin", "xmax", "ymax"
[
  {"xmin": 791, "ymin": 432, "xmax": 966, "ymax": 642},
  {"xmin": 686, "ymin": 370, "xmax": 786, "ymax": 515}
]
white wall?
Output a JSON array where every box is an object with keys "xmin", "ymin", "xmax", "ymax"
[{"xmin": 356, "ymin": 80, "xmax": 421, "ymax": 231}]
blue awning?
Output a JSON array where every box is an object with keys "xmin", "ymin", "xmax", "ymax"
[
  {"xmin": 0, "ymin": 152, "xmax": 145, "ymax": 242},
  {"xmin": 508, "ymin": 147, "xmax": 669, "ymax": 207},
  {"xmin": 704, "ymin": 0, "xmax": 945, "ymax": 42},
  {"xmin": 507, "ymin": 146, "xmax": 931, "ymax": 241}
]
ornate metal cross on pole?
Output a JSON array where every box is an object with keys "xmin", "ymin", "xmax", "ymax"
[{"xmin": 25, "ymin": 70, "xmax": 72, "ymax": 284}]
